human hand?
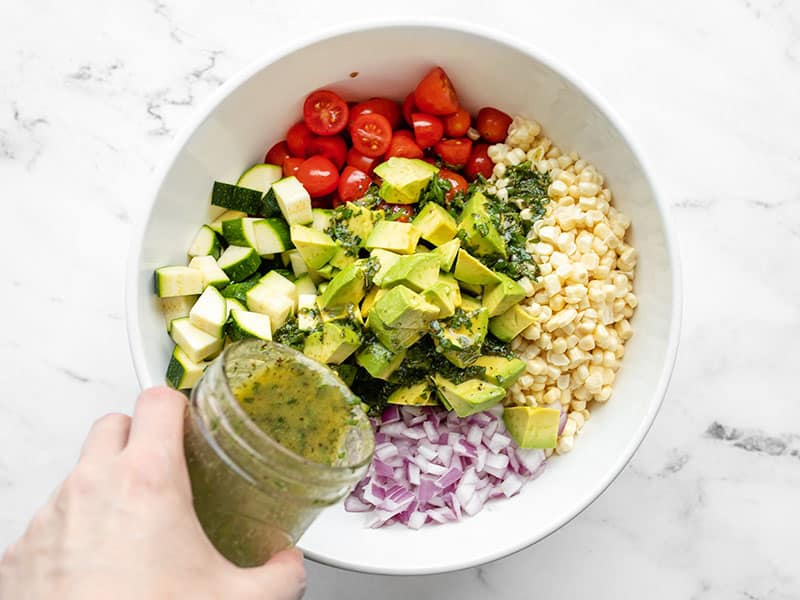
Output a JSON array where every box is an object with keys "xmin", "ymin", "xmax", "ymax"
[{"xmin": 0, "ymin": 387, "xmax": 306, "ymax": 600}]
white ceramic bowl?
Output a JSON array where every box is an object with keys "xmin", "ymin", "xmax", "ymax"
[{"xmin": 126, "ymin": 21, "xmax": 681, "ymax": 575}]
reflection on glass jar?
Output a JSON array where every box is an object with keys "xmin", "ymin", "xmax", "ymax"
[{"xmin": 184, "ymin": 339, "xmax": 374, "ymax": 567}]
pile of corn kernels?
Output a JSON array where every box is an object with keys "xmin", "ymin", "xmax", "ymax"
[{"xmin": 484, "ymin": 116, "xmax": 638, "ymax": 456}]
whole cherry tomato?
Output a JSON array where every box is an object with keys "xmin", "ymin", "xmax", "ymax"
[
  {"xmin": 434, "ymin": 138, "xmax": 472, "ymax": 168},
  {"xmin": 438, "ymin": 168, "xmax": 468, "ymax": 202},
  {"xmin": 350, "ymin": 98, "xmax": 402, "ymax": 130},
  {"xmin": 443, "ymin": 107, "xmax": 471, "ymax": 138},
  {"xmin": 476, "ymin": 107, "xmax": 512, "ymax": 143},
  {"xmin": 283, "ymin": 157, "xmax": 304, "ymax": 177},
  {"xmin": 338, "ymin": 166, "xmax": 372, "ymax": 203},
  {"xmin": 303, "ymin": 90, "xmax": 349, "ymax": 136},
  {"xmin": 349, "ymin": 113, "xmax": 392, "ymax": 157},
  {"xmin": 286, "ymin": 122, "xmax": 315, "ymax": 157},
  {"xmin": 402, "ymin": 93, "xmax": 416, "ymax": 126},
  {"xmin": 307, "ymin": 136, "xmax": 347, "ymax": 170},
  {"xmin": 464, "ymin": 143, "xmax": 493, "ymax": 181},
  {"xmin": 264, "ymin": 140, "xmax": 291, "ymax": 166},
  {"xmin": 414, "ymin": 66, "xmax": 459, "ymax": 115},
  {"xmin": 412, "ymin": 113, "xmax": 444, "ymax": 148},
  {"xmin": 296, "ymin": 155, "xmax": 339, "ymax": 197},
  {"xmin": 346, "ymin": 147, "xmax": 381, "ymax": 174},
  {"xmin": 385, "ymin": 130, "xmax": 424, "ymax": 160}
]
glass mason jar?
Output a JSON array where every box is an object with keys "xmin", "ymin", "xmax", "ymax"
[{"xmin": 184, "ymin": 339, "xmax": 374, "ymax": 567}]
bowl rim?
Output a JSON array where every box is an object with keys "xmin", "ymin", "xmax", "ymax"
[{"xmin": 125, "ymin": 17, "xmax": 683, "ymax": 575}]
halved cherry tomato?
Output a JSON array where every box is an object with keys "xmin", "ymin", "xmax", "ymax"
[
  {"xmin": 402, "ymin": 93, "xmax": 416, "ymax": 126},
  {"xmin": 386, "ymin": 130, "xmax": 424, "ymax": 159},
  {"xmin": 443, "ymin": 107, "xmax": 471, "ymax": 138},
  {"xmin": 412, "ymin": 113, "xmax": 444, "ymax": 148},
  {"xmin": 307, "ymin": 136, "xmax": 347, "ymax": 170},
  {"xmin": 346, "ymin": 147, "xmax": 381, "ymax": 174},
  {"xmin": 264, "ymin": 140, "xmax": 291, "ymax": 166},
  {"xmin": 414, "ymin": 66, "xmax": 459, "ymax": 115},
  {"xmin": 283, "ymin": 157, "xmax": 304, "ymax": 177},
  {"xmin": 296, "ymin": 156, "xmax": 339, "ymax": 197},
  {"xmin": 303, "ymin": 90, "xmax": 349, "ymax": 136},
  {"xmin": 338, "ymin": 166, "xmax": 371, "ymax": 203},
  {"xmin": 286, "ymin": 122, "xmax": 315, "ymax": 157},
  {"xmin": 350, "ymin": 98, "xmax": 402, "ymax": 129},
  {"xmin": 434, "ymin": 138, "xmax": 472, "ymax": 168},
  {"xmin": 464, "ymin": 143, "xmax": 493, "ymax": 181},
  {"xmin": 349, "ymin": 113, "xmax": 392, "ymax": 157},
  {"xmin": 438, "ymin": 168, "xmax": 468, "ymax": 202},
  {"xmin": 380, "ymin": 202, "xmax": 414, "ymax": 222},
  {"xmin": 476, "ymin": 107, "xmax": 512, "ymax": 143}
]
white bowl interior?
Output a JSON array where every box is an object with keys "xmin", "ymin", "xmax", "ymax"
[{"xmin": 128, "ymin": 24, "xmax": 678, "ymax": 575}]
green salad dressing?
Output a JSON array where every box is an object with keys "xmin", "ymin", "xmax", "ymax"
[{"xmin": 232, "ymin": 357, "xmax": 362, "ymax": 465}]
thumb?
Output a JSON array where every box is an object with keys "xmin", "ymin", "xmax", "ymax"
[{"xmin": 238, "ymin": 548, "xmax": 307, "ymax": 600}]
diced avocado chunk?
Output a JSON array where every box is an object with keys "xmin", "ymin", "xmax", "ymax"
[
  {"xmin": 318, "ymin": 262, "xmax": 369, "ymax": 309},
  {"xmin": 483, "ymin": 272, "xmax": 526, "ymax": 317},
  {"xmin": 459, "ymin": 281, "xmax": 483, "ymax": 296},
  {"xmin": 370, "ymin": 249, "xmax": 402, "ymax": 286},
  {"xmin": 454, "ymin": 249, "xmax": 500, "ymax": 285},
  {"xmin": 379, "ymin": 253, "xmax": 440, "ymax": 292},
  {"xmin": 365, "ymin": 220, "xmax": 421, "ymax": 254},
  {"xmin": 458, "ymin": 191, "xmax": 507, "ymax": 257},
  {"xmin": 289, "ymin": 224, "xmax": 337, "ymax": 270},
  {"xmin": 460, "ymin": 295, "xmax": 482, "ymax": 312},
  {"xmin": 430, "ymin": 307, "xmax": 489, "ymax": 368},
  {"xmin": 422, "ymin": 282, "xmax": 456, "ymax": 318},
  {"xmin": 360, "ymin": 286, "xmax": 386, "ymax": 317},
  {"xmin": 388, "ymin": 381, "xmax": 439, "ymax": 406},
  {"xmin": 412, "ymin": 202, "xmax": 457, "ymax": 246},
  {"xmin": 356, "ymin": 341, "xmax": 406, "ymax": 380},
  {"xmin": 367, "ymin": 285, "xmax": 438, "ymax": 352},
  {"xmin": 328, "ymin": 246, "xmax": 358, "ymax": 270},
  {"xmin": 473, "ymin": 355, "xmax": 526, "ymax": 388},
  {"xmin": 374, "ymin": 157, "xmax": 439, "ymax": 204},
  {"xmin": 341, "ymin": 202, "xmax": 378, "ymax": 245},
  {"xmin": 437, "ymin": 273, "xmax": 462, "ymax": 308},
  {"xmin": 303, "ymin": 322, "xmax": 361, "ymax": 364},
  {"xmin": 433, "ymin": 375, "xmax": 506, "ymax": 417},
  {"xmin": 503, "ymin": 406, "xmax": 561, "ymax": 449},
  {"xmin": 433, "ymin": 238, "xmax": 461, "ymax": 271},
  {"xmin": 310, "ymin": 263, "xmax": 337, "ymax": 281},
  {"xmin": 489, "ymin": 304, "xmax": 537, "ymax": 342}
]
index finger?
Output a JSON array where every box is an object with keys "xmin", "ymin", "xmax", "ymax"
[{"xmin": 126, "ymin": 387, "xmax": 188, "ymax": 460}]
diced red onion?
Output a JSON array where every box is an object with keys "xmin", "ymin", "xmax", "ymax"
[
  {"xmin": 559, "ymin": 409, "xmax": 568, "ymax": 435},
  {"xmin": 345, "ymin": 406, "xmax": 551, "ymax": 529}
]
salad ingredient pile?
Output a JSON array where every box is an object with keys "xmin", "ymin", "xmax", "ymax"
[{"xmin": 154, "ymin": 65, "xmax": 637, "ymax": 528}]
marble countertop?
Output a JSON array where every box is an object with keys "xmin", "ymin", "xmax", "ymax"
[{"xmin": 2, "ymin": 0, "xmax": 798, "ymax": 597}]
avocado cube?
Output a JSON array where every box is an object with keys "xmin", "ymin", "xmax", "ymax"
[
  {"xmin": 328, "ymin": 246, "xmax": 358, "ymax": 270},
  {"xmin": 367, "ymin": 285, "xmax": 439, "ymax": 352},
  {"xmin": 341, "ymin": 202, "xmax": 378, "ymax": 245},
  {"xmin": 454, "ymin": 249, "xmax": 501, "ymax": 285},
  {"xmin": 412, "ymin": 202, "xmax": 458, "ymax": 246},
  {"xmin": 380, "ymin": 253, "xmax": 440, "ymax": 292},
  {"xmin": 356, "ymin": 341, "xmax": 406, "ymax": 380},
  {"xmin": 387, "ymin": 381, "xmax": 439, "ymax": 406},
  {"xmin": 503, "ymin": 406, "xmax": 561, "ymax": 449},
  {"xmin": 433, "ymin": 238, "xmax": 461, "ymax": 271},
  {"xmin": 433, "ymin": 375, "xmax": 506, "ymax": 417},
  {"xmin": 460, "ymin": 295, "xmax": 482, "ymax": 312},
  {"xmin": 374, "ymin": 157, "xmax": 439, "ymax": 204},
  {"xmin": 437, "ymin": 273, "xmax": 462, "ymax": 308},
  {"xmin": 310, "ymin": 263, "xmax": 338, "ymax": 281},
  {"xmin": 431, "ymin": 307, "xmax": 489, "ymax": 368},
  {"xmin": 370, "ymin": 249, "xmax": 403, "ymax": 286},
  {"xmin": 489, "ymin": 304, "xmax": 537, "ymax": 342},
  {"xmin": 365, "ymin": 221, "xmax": 421, "ymax": 255},
  {"xmin": 289, "ymin": 224, "xmax": 337, "ymax": 270},
  {"xmin": 483, "ymin": 272, "xmax": 526, "ymax": 317},
  {"xmin": 360, "ymin": 286, "xmax": 385, "ymax": 317},
  {"xmin": 318, "ymin": 262, "xmax": 368, "ymax": 309},
  {"xmin": 303, "ymin": 322, "xmax": 361, "ymax": 364},
  {"xmin": 457, "ymin": 191, "xmax": 507, "ymax": 257},
  {"xmin": 473, "ymin": 355, "xmax": 526, "ymax": 388},
  {"xmin": 422, "ymin": 282, "xmax": 456, "ymax": 319}
]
